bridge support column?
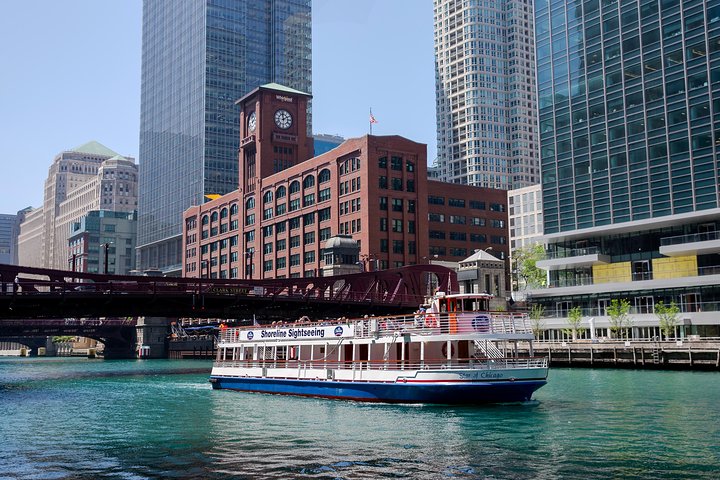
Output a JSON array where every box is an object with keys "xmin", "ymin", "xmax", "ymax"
[{"xmin": 136, "ymin": 317, "xmax": 171, "ymax": 359}]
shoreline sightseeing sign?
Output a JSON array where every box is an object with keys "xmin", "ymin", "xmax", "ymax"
[{"xmin": 237, "ymin": 324, "xmax": 355, "ymax": 342}]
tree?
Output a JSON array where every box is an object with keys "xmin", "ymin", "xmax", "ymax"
[
  {"xmin": 655, "ymin": 301, "xmax": 680, "ymax": 340},
  {"xmin": 513, "ymin": 243, "xmax": 546, "ymax": 290},
  {"xmin": 529, "ymin": 304, "xmax": 545, "ymax": 339},
  {"xmin": 566, "ymin": 306, "xmax": 584, "ymax": 341},
  {"xmin": 607, "ymin": 299, "xmax": 632, "ymax": 339}
]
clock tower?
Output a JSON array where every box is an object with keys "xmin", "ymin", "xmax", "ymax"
[{"xmin": 235, "ymin": 83, "xmax": 314, "ymax": 195}]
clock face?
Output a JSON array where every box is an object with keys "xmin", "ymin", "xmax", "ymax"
[
  {"xmin": 248, "ymin": 111, "xmax": 257, "ymax": 132},
  {"xmin": 274, "ymin": 109, "xmax": 292, "ymax": 130}
]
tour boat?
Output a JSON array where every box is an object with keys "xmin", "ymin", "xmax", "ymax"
[{"xmin": 210, "ymin": 293, "xmax": 548, "ymax": 404}]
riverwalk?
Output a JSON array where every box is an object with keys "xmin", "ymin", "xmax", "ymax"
[{"xmin": 525, "ymin": 340, "xmax": 720, "ymax": 370}]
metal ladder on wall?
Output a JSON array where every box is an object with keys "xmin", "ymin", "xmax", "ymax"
[
  {"xmin": 651, "ymin": 336, "xmax": 661, "ymax": 364},
  {"xmin": 473, "ymin": 340, "xmax": 505, "ymax": 359}
]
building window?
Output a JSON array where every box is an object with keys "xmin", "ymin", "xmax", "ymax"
[
  {"xmin": 289, "ymin": 217, "xmax": 300, "ymax": 229},
  {"xmin": 289, "ymin": 199, "xmax": 300, "ymax": 211},
  {"xmin": 304, "ymin": 212, "xmax": 315, "ymax": 225},
  {"xmin": 304, "ymin": 232, "xmax": 315, "ymax": 245},
  {"xmin": 263, "ymin": 191, "xmax": 273, "ymax": 204},
  {"xmin": 246, "ymin": 213, "xmax": 255, "ymax": 225},
  {"xmin": 319, "ymin": 169, "xmax": 331, "ymax": 184},
  {"xmin": 319, "ymin": 188, "xmax": 331, "ymax": 202},
  {"xmin": 392, "ymin": 178, "xmax": 403, "ymax": 191},
  {"xmin": 275, "ymin": 203, "xmax": 286, "ymax": 216},
  {"xmin": 380, "ymin": 239, "xmax": 388, "ymax": 253},
  {"xmin": 276, "ymin": 186, "xmax": 286, "ymax": 199},
  {"xmin": 378, "ymin": 156, "xmax": 387, "ymax": 168},
  {"xmin": 392, "ymin": 198, "xmax": 403, "ymax": 212},
  {"xmin": 304, "ymin": 251, "xmax": 316, "ymax": 263},
  {"xmin": 449, "ymin": 215, "xmax": 466, "ymax": 225},
  {"xmin": 275, "ymin": 221, "xmax": 286, "ymax": 234},
  {"xmin": 318, "ymin": 207, "xmax": 331, "ymax": 222},
  {"xmin": 264, "ymin": 260, "xmax": 273, "ymax": 272},
  {"xmin": 380, "ymin": 218, "xmax": 388, "ymax": 231},
  {"xmin": 379, "ymin": 176, "xmax": 388, "ymax": 189},
  {"xmin": 276, "ymin": 239, "xmax": 286, "ymax": 251},
  {"xmin": 391, "ymin": 156, "xmax": 402, "ymax": 170},
  {"xmin": 393, "ymin": 240, "xmax": 404, "ymax": 254},
  {"xmin": 470, "ymin": 200, "xmax": 486, "ymax": 210},
  {"xmin": 303, "ymin": 193, "xmax": 315, "ymax": 207},
  {"xmin": 263, "ymin": 243, "xmax": 273, "ymax": 254},
  {"xmin": 449, "ymin": 198, "xmax": 466, "ymax": 208},
  {"xmin": 320, "ymin": 227, "xmax": 331, "ymax": 241},
  {"xmin": 429, "ymin": 196, "xmax": 445, "ymax": 205},
  {"xmin": 277, "ymin": 257, "xmax": 286, "ymax": 269},
  {"xmin": 408, "ymin": 221, "xmax": 415, "ymax": 234},
  {"xmin": 290, "ymin": 254, "xmax": 300, "ymax": 266},
  {"xmin": 392, "ymin": 219, "xmax": 402, "ymax": 232},
  {"xmin": 290, "ymin": 236, "xmax": 300, "ymax": 248},
  {"xmin": 429, "ymin": 213, "xmax": 445, "ymax": 222}
]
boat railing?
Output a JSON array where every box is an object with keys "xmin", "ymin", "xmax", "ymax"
[
  {"xmin": 213, "ymin": 356, "xmax": 548, "ymax": 371},
  {"xmin": 347, "ymin": 312, "xmax": 533, "ymax": 339},
  {"xmin": 218, "ymin": 312, "xmax": 532, "ymax": 343}
]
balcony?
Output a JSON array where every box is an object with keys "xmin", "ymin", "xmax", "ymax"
[
  {"xmin": 660, "ymin": 231, "xmax": 720, "ymax": 257},
  {"xmin": 537, "ymin": 246, "xmax": 611, "ymax": 271}
]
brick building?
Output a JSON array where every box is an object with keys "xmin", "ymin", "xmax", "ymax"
[{"xmin": 182, "ymin": 84, "xmax": 508, "ymax": 279}]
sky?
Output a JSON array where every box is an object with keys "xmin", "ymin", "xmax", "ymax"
[{"xmin": 0, "ymin": 0, "xmax": 436, "ymax": 215}]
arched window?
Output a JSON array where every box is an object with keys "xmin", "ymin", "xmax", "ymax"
[
  {"xmin": 303, "ymin": 175, "xmax": 315, "ymax": 189},
  {"xmin": 210, "ymin": 211, "xmax": 219, "ymax": 223},
  {"xmin": 263, "ymin": 190, "xmax": 273, "ymax": 204},
  {"xmin": 201, "ymin": 215, "xmax": 209, "ymax": 226},
  {"xmin": 246, "ymin": 197, "xmax": 255, "ymax": 210},
  {"xmin": 220, "ymin": 207, "xmax": 228, "ymax": 219},
  {"xmin": 276, "ymin": 186, "xmax": 286, "ymax": 199},
  {"xmin": 230, "ymin": 203, "xmax": 238, "ymax": 215},
  {"xmin": 318, "ymin": 168, "xmax": 331, "ymax": 184},
  {"xmin": 289, "ymin": 180, "xmax": 300, "ymax": 194}
]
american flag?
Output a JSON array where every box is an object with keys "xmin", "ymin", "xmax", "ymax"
[{"xmin": 369, "ymin": 112, "xmax": 378, "ymax": 124}]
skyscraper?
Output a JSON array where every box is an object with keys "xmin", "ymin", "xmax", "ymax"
[
  {"xmin": 433, "ymin": 0, "xmax": 539, "ymax": 189},
  {"xmin": 137, "ymin": 0, "xmax": 312, "ymax": 274},
  {"xmin": 530, "ymin": 0, "xmax": 720, "ymax": 340}
]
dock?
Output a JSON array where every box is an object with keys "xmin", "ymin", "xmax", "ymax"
[{"xmin": 522, "ymin": 340, "xmax": 720, "ymax": 370}]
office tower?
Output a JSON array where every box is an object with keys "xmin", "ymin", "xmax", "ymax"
[
  {"xmin": 38, "ymin": 141, "xmax": 137, "ymax": 270},
  {"xmin": 433, "ymin": 0, "xmax": 539, "ymax": 189},
  {"xmin": 0, "ymin": 214, "xmax": 17, "ymax": 265},
  {"xmin": 137, "ymin": 0, "xmax": 312, "ymax": 274},
  {"xmin": 532, "ymin": 1, "xmax": 720, "ymax": 340}
]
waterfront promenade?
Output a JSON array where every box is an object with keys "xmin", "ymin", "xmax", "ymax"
[{"xmin": 527, "ymin": 339, "xmax": 720, "ymax": 370}]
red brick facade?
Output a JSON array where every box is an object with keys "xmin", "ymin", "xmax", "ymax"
[{"xmin": 182, "ymin": 85, "xmax": 508, "ymax": 279}]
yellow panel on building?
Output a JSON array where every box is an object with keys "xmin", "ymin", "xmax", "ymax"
[
  {"xmin": 593, "ymin": 262, "xmax": 631, "ymax": 283},
  {"xmin": 653, "ymin": 256, "xmax": 697, "ymax": 279}
]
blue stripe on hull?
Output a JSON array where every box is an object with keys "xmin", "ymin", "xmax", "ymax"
[{"xmin": 210, "ymin": 376, "xmax": 546, "ymax": 404}]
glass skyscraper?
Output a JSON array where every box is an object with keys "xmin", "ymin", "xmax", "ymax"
[
  {"xmin": 433, "ymin": 0, "xmax": 539, "ymax": 189},
  {"xmin": 138, "ymin": 0, "xmax": 311, "ymax": 273},
  {"xmin": 537, "ymin": 0, "xmax": 720, "ymax": 234},
  {"xmin": 530, "ymin": 0, "xmax": 720, "ymax": 341}
]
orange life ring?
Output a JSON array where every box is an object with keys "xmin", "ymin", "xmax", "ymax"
[{"xmin": 425, "ymin": 314, "xmax": 438, "ymax": 328}]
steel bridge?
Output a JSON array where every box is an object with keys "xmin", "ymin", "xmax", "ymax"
[{"xmin": 0, "ymin": 263, "xmax": 456, "ymax": 321}]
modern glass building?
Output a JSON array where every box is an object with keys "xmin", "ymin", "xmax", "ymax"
[
  {"xmin": 531, "ymin": 0, "xmax": 720, "ymax": 340},
  {"xmin": 137, "ymin": 0, "xmax": 311, "ymax": 274},
  {"xmin": 433, "ymin": 0, "xmax": 539, "ymax": 189}
]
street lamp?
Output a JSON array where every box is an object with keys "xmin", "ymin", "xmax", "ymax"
[{"xmin": 102, "ymin": 242, "xmax": 113, "ymax": 275}]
